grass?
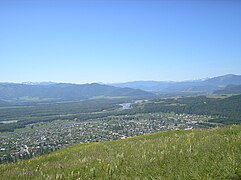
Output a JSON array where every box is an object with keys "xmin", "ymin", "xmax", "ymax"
[{"xmin": 0, "ymin": 125, "xmax": 241, "ymax": 179}]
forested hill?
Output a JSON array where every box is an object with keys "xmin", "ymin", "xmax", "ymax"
[
  {"xmin": 214, "ymin": 84, "xmax": 241, "ymax": 94},
  {"xmin": 131, "ymin": 95, "xmax": 241, "ymax": 124},
  {"xmin": 0, "ymin": 83, "xmax": 154, "ymax": 102}
]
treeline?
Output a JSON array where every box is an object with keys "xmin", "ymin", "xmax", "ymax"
[
  {"xmin": 0, "ymin": 98, "xmax": 132, "ymax": 132},
  {"xmin": 0, "ymin": 110, "xmax": 132, "ymax": 132},
  {"xmin": 0, "ymin": 123, "xmax": 25, "ymax": 132},
  {"xmin": 130, "ymin": 95, "xmax": 241, "ymax": 124},
  {"xmin": 1, "ymin": 95, "xmax": 241, "ymax": 132},
  {"xmin": 0, "ymin": 98, "xmax": 131, "ymax": 119}
]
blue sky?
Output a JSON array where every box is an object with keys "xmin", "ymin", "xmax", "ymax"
[{"xmin": 1, "ymin": 0, "xmax": 241, "ymax": 83}]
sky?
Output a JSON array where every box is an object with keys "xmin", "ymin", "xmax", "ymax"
[{"xmin": 0, "ymin": 0, "xmax": 241, "ymax": 83}]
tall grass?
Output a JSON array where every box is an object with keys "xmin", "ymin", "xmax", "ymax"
[{"xmin": 0, "ymin": 125, "xmax": 241, "ymax": 179}]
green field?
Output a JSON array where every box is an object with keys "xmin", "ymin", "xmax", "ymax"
[{"xmin": 1, "ymin": 125, "xmax": 240, "ymax": 179}]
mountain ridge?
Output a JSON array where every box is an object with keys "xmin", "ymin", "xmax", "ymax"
[
  {"xmin": 0, "ymin": 83, "xmax": 154, "ymax": 103},
  {"xmin": 1, "ymin": 74, "xmax": 241, "ymax": 101},
  {"xmin": 111, "ymin": 74, "xmax": 241, "ymax": 93},
  {"xmin": 214, "ymin": 84, "xmax": 241, "ymax": 94}
]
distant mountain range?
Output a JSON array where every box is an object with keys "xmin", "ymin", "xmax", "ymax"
[
  {"xmin": 22, "ymin": 81, "xmax": 56, "ymax": 86},
  {"xmin": 112, "ymin": 74, "xmax": 241, "ymax": 94},
  {"xmin": 0, "ymin": 74, "xmax": 240, "ymax": 104},
  {"xmin": 0, "ymin": 83, "xmax": 154, "ymax": 103}
]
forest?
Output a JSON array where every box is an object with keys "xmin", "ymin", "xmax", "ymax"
[
  {"xmin": 132, "ymin": 95, "xmax": 241, "ymax": 124},
  {"xmin": 1, "ymin": 95, "xmax": 241, "ymax": 132}
]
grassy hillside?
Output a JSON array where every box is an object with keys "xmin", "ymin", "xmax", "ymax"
[{"xmin": 1, "ymin": 125, "xmax": 241, "ymax": 179}]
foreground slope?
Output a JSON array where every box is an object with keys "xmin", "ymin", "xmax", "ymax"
[{"xmin": 1, "ymin": 125, "xmax": 241, "ymax": 179}]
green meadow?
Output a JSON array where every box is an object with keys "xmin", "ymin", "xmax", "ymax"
[{"xmin": 1, "ymin": 125, "xmax": 240, "ymax": 179}]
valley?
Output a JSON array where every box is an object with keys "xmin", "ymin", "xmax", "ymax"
[
  {"xmin": 0, "ymin": 75, "xmax": 241, "ymax": 178},
  {"xmin": 0, "ymin": 111, "xmax": 216, "ymax": 163},
  {"xmin": 1, "ymin": 0, "xmax": 241, "ymax": 178},
  {"xmin": 2, "ymin": 93, "xmax": 241, "ymax": 164}
]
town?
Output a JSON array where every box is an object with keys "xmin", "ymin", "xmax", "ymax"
[{"xmin": 0, "ymin": 112, "xmax": 216, "ymax": 163}]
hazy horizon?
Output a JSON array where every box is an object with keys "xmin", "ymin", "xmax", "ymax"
[
  {"xmin": 1, "ymin": 0, "xmax": 241, "ymax": 83},
  {"xmin": 0, "ymin": 73, "xmax": 240, "ymax": 85}
]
